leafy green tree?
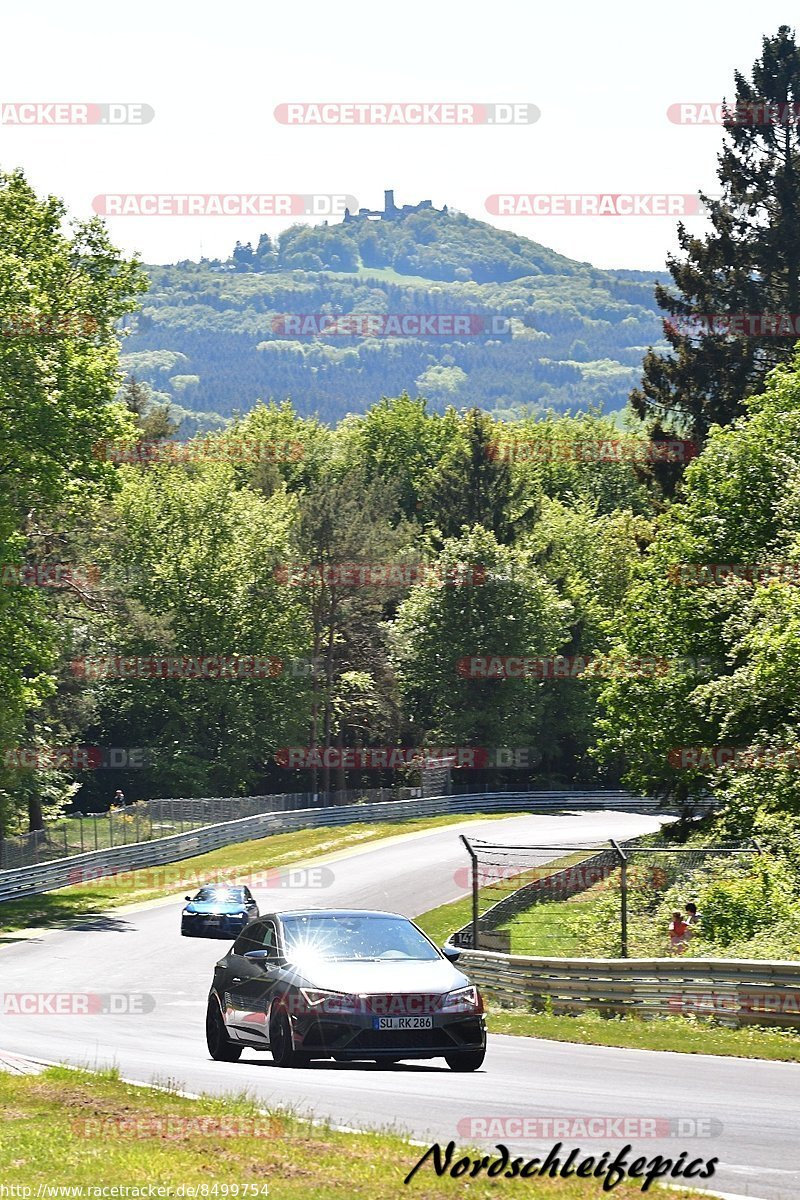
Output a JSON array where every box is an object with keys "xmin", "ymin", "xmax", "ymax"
[
  {"xmin": 338, "ymin": 394, "xmax": 460, "ymax": 523},
  {"xmin": 390, "ymin": 526, "xmax": 571, "ymax": 787},
  {"xmin": 294, "ymin": 465, "xmax": 411, "ymax": 792},
  {"xmin": 596, "ymin": 348, "xmax": 800, "ymax": 814},
  {"xmin": 0, "ymin": 170, "xmax": 145, "ymax": 831},
  {"xmin": 77, "ymin": 464, "xmax": 311, "ymax": 797}
]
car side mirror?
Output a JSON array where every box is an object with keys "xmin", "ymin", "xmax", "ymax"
[
  {"xmin": 244, "ymin": 949, "xmax": 280, "ymax": 967},
  {"xmin": 184, "ymin": 896, "xmax": 191, "ymax": 901},
  {"xmin": 442, "ymin": 945, "xmax": 461, "ymax": 963}
]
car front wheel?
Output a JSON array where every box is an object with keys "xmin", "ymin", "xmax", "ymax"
[
  {"xmin": 269, "ymin": 1009, "xmax": 309, "ymax": 1068},
  {"xmin": 206, "ymin": 998, "xmax": 242, "ymax": 1062},
  {"xmin": 444, "ymin": 1048, "xmax": 485, "ymax": 1072}
]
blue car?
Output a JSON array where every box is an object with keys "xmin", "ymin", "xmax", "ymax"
[{"xmin": 181, "ymin": 885, "xmax": 259, "ymax": 938}]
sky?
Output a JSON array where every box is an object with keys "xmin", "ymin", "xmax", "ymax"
[{"xmin": 0, "ymin": 1, "xmax": 795, "ymax": 271}]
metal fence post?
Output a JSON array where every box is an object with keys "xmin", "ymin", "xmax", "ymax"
[
  {"xmin": 610, "ymin": 839, "xmax": 628, "ymax": 958},
  {"xmin": 460, "ymin": 834, "xmax": 480, "ymax": 951}
]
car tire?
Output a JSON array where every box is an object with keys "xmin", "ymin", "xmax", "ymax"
[
  {"xmin": 269, "ymin": 1009, "xmax": 309, "ymax": 1068},
  {"xmin": 206, "ymin": 998, "xmax": 242, "ymax": 1062},
  {"xmin": 444, "ymin": 1048, "xmax": 485, "ymax": 1072}
]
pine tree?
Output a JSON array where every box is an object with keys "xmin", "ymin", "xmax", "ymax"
[
  {"xmin": 632, "ymin": 26, "xmax": 800, "ymax": 446},
  {"xmin": 424, "ymin": 409, "xmax": 520, "ymax": 543}
]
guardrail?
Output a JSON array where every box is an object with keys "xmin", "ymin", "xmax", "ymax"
[
  {"xmin": 0, "ymin": 790, "xmax": 657, "ymax": 905},
  {"xmin": 458, "ymin": 949, "xmax": 800, "ymax": 1028},
  {"xmin": 0, "ymin": 786, "xmax": 422, "ymax": 870}
]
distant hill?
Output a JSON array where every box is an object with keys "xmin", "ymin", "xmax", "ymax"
[{"xmin": 120, "ymin": 203, "xmax": 669, "ymax": 430}]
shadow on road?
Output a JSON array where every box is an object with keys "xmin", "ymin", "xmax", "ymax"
[
  {"xmin": 242, "ymin": 1056, "xmax": 453, "ymax": 1074},
  {"xmin": 0, "ymin": 907, "xmax": 137, "ymax": 943}
]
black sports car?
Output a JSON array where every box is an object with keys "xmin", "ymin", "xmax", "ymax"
[
  {"xmin": 181, "ymin": 885, "xmax": 259, "ymax": 938},
  {"xmin": 205, "ymin": 908, "xmax": 486, "ymax": 1071}
]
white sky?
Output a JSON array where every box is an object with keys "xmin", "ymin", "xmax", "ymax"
[{"xmin": 0, "ymin": 0, "xmax": 794, "ymax": 271}]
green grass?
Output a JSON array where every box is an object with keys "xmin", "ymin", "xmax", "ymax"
[
  {"xmin": 416, "ymin": 866, "xmax": 800, "ymax": 1062},
  {"xmin": 498, "ymin": 898, "xmax": 593, "ymax": 956},
  {"xmin": 0, "ymin": 1066, "xmax": 712, "ymax": 1198},
  {"xmin": 2, "ymin": 802, "xmax": 208, "ymax": 862},
  {"xmin": 0, "ymin": 812, "xmax": 511, "ymax": 937},
  {"xmin": 351, "ymin": 265, "xmax": 438, "ymax": 287},
  {"xmin": 415, "ymin": 853, "xmax": 590, "ymax": 948},
  {"xmin": 486, "ymin": 1006, "xmax": 800, "ymax": 1062}
]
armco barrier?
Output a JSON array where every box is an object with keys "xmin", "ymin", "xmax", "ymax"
[
  {"xmin": 0, "ymin": 790, "xmax": 656, "ymax": 904},
  {"xmin": 458, "ymin": 949, "xmax": 800, "ymax": 1028}
]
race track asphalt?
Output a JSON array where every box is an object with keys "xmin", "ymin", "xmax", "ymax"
[{"xmin": 0, "ymin": 808, "xmax": 796, "ymax": 1199}]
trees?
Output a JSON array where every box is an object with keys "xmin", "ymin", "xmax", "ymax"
[
  {"xmin": 595, "ymin": 349, "xmax": 800, "ymax": 821},
  {"xmin": 423, "ymin": 408, "xmax": 523, "ymax": 543},
  {"xmin": 390, "ymin": 526, "xmax": 571, "ymax": 787},
  {"xmin": 632, "ymin": 26, "xmax": 800, "ymax": 444},
  {"xmin": 293, "ymin": 465, "xmax": 410, "ymax": 794},
  {"xmin": 0, "ymin": 170, "xmax": 145, "ymax": 832},
  {"xmin": 81, "ymin": 463, "xmax": 311, "ymax": 798}
]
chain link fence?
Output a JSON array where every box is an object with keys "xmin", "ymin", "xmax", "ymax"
[
  {"xmin": 0, "ymin": 787, "xmax": 418, "ymax": 871},
  {"xmin": 454, "ymin": 835, "xmax": 756, "ymax": 958}
]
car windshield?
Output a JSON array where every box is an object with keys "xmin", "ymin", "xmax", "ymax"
[
  {"xmin": 280, "ymin": 915, "xmax": 440, "ymax": 964},
  {"xmin": 193, "ymin": 887, "xmax": 243, "ymax": 903}
]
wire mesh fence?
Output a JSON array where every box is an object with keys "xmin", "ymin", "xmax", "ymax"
[
  {"xmin": 453, "ymin": 837, "xmax": 761, "ymax": 958},
  {"xmin": 0, "ymin": 786, "xmax": 418, "ymax": 871}
]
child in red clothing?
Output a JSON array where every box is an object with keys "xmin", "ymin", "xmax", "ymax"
[{"xmin": 669, "ymin": 911, "xmax": 690, "ymax": 954}]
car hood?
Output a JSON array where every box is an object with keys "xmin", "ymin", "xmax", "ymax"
[
  {"xmin": 283, "ymin": 957, "xmax": 469, "ymax": 995},
  {"xmin": 185, "ymin": 901, "xmax": 244, "ymax": 915}
]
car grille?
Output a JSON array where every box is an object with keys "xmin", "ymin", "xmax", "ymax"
[
  {"xmin": 349, "ymin": 1027, "xmax": 454, "ymax": 1051},
  {"xmin": 362, "ymin": 993, "xmax": 442, "ymax": 1016}
]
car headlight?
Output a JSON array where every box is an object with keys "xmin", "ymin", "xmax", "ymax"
[
  {"xmin": 440, "ymin": 985, "xmax": 483, "ymax": 1014},
  {"xmin": 299, "ymin": 988, "xmax": 362, "ymax": 1015},
  {"xmin": 230, "ymin": 911, "xmax": 246, "ymax": 918},
  {"xmin": 183, "ymin": 911, "xmax": 198, "ymax": 917}
]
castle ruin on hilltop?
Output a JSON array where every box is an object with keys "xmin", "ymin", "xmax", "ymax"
[{"xmin": 343, "ymin": 190, "xmax": 448, "ymax": 223}]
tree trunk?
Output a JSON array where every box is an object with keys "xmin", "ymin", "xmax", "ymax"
[{"xmin": 28, "ymin": 793, "xmax": 44, "ymax": 833}]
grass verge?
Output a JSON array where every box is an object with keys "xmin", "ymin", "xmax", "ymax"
[
  {"xmin": 485, "ymin": 1007, "xmax": 800, "ymax": 1062},
  {"xmin": 0, "ymin": 1065, "xmax": 711, "ymax": 1198},
  {"xmin": 0, "ymin": 812, "xmax": 509, "ymax": 937},
  {"xmin": 415, "ymin": 853, "xmax": 589, "ymax": 949}
]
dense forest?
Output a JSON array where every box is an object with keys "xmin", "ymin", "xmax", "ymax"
[{"xmin": 121, "ymin": 212, "xmax": 668, "ymax": 428}]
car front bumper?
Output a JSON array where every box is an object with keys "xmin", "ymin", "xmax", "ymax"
[
  {"xmin": 292, "ymin": 1011, "xmax": 486, "ymax": 1059},
  {"xmin": 182, "ymin": 915, "xmax": 248, "ymax": 938}
]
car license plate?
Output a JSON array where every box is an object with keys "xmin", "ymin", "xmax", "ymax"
[{"xmin": 373, "ymin": 1016, "xmax": 433, "ymax": 1030}]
